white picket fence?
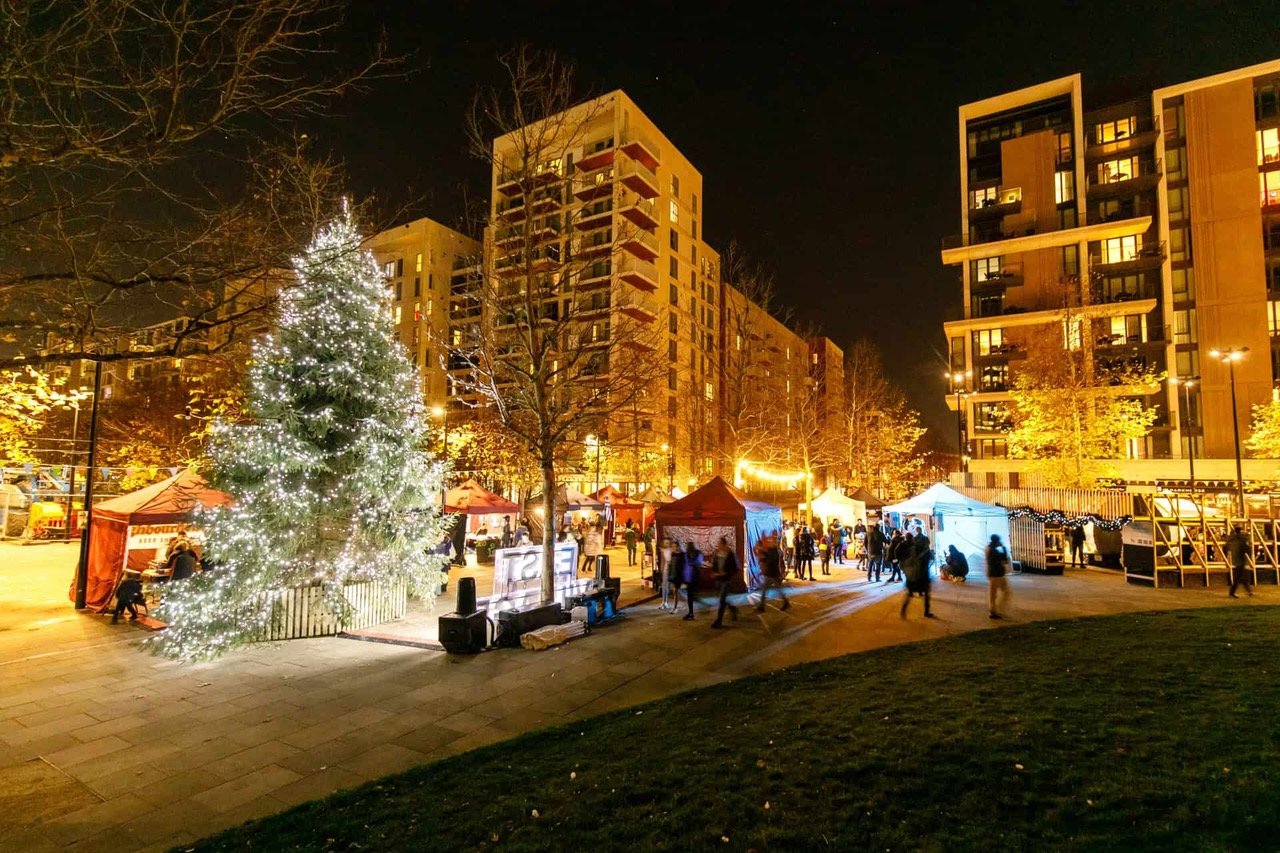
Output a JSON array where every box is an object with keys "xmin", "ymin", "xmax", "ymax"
[{"xmin": 262, "ymin": 580, "xmax": 407, "ymax": 641}]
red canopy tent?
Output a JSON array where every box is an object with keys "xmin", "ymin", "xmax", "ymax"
[
  {"xmin": 73, "ymin": 469, "xmax": 231, "ymax": 612},
  {"xmin": 591, "ymin": 485, "xmax": 644, "ymax": 543},
  {"xmin": 445, "ymin": 479, "xmax": 520, "ymax": 539},
  {"xmin": 654, "ymin": 476, "xmax": 782, "ymax": 592}
]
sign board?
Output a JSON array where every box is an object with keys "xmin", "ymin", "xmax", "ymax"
[
  {"xmin": 125, "ymin": 523, "xmax": 204, "ymax": 552},
  {"xmin": 487, "ymin": 542, "xmax": 591, "ymax": 617}
]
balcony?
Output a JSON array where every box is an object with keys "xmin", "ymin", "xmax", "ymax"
[
  {"xmin": 968, "ymin": 187, "xmax": 1023, "ymax": 221},
  {"xmin": 618, "ymin": 196, "xmax": 659, "ymax": 230},
  {"xmin": 1087, "ymin": 158, "xmax": 1162, "ymax": 197},
  {"xmin": 577, "ymin": 137, "xmax": 616, "ymax": 172},
  {"xmin": 576, "ymin": 294, "xmax": 611, "ymax": 317},
  {"xmin": 574, "ymin": 167, "xmax": 614, "ymax": 201},
  {"xmin": 576, "ymin": 262, "xmax": 612, "ymax": 290},
  {"xmin": 617, "ymin": 256, "xmax": 658, "ymax": 293},
  {"xmin": 620, "ymin": 227, "xmax": 659, "ymax": 262},
  {"xmin": 576, "ymin": 200, "xmax": 613, "ymax": 230},
  {"xmin": 1089, "ymin": 241, "xmax": 1166, "ymax": 274},
  {"xmin": 616, "ymin": 294, "xmax": 658, "ymax": 324},
  {"xmin": 1085, "ymin": 115, "xmax": 1160, "ymax": 161},
  {"xmin": 971, "ymin": 260, "xmax": 1024, "ymax": 290},
  {"xmin": 496, "ymin": 196, "xmax": 526, "ymax": 222},
  {"xmin": 495, "ymin": 217, "xmax": 560, "ymax": 249},
  {"xmin": 496, "ymin": 161, "xmax": 564, "ymax": 196},
  {"xmin": 495, "ymin": 243, "xmax": 562, "ymax": 273},
  {"xmin": 618, "ymin": 158, "xmax": 660, "ymax": 199},
  {"xmin": 619, "ymin": 131, "xmax": 661, "ymax": 171},
  {"xmin": 576, "ymin": 230, "xmax": 613, "ymax": 260}
]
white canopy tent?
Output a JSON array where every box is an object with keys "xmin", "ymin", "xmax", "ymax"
[
  {"xmin": 883, "ymin": 483, "xmax": 1011, "ymax": 573},
  {"xmin": 808, "ymin": 488, "xmax": 866, "ymax": 528}
]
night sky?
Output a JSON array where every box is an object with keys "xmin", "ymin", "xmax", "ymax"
[{"xmin": 322, "ymin": 0, "xmax": 1280, "ymax": 444}]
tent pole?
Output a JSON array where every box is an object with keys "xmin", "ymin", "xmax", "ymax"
[{"xmin": 73, "ymin": 361, "xmax": 103, "ymax": 610}]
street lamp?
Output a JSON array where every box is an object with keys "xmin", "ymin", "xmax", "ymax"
[
  {"xmin": 661, "ymin": 442, "xmax": 674, "ymax": 493},
  {"xmin": 56, "ymin": 387, "xmax": 92, "ymax": 541},
  {"xmin": 946, "ymin": 370, "xmax": 972, "ymax": 474},
  {"xmin": 431, "ymin": 404, "xmax": 447, "ymax": 509},
  {"xmin": 1170, "ymin": 375, "xmax": 1199, "ymax": 493},
  {"xmin": 585, "ymin": 433, "xmax": 602, "ymax": 495},
  {"xmin": 1209, "ymin": 347, "xmax": 1249, "ymax": 517}
]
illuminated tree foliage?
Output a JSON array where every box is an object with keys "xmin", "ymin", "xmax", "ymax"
[
  {"xmin": 1246, "ymin": 399, "xmax": 1280, "ymax": 459},
  {"xmin": 843, "ymin": 340, "xmax": 927, "ymax": 501},
  {"xmin": 153, "ymin": 213, "xmax": 449, "ymax": 661},
  {"xmin": 1006, "ymin": 320, "xmax": 1161, "ymax": 488},
  {"xmin": 0, "ymin": 368, "xmax": 59, "ymax": 462}
]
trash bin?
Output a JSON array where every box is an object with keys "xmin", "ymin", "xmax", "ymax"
[{"xmin": 595, "ymin": 554, "xmax": 611, "ymax": 579}]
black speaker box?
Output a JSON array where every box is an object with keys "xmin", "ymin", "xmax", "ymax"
[
  {"xmin": 496, "ymin": 602, "xmax": 564, "ymax": 647},
  {"xmin": 439, "ymin": 610, "xmax": 487, "ymax": 653},
  {"xmin": 455, "ymin": 576, "xmax": 477, "ymax": 615}
]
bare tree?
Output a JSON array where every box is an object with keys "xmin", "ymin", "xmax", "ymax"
[
  {"xmin": 0, "ymin": 0, "xmax": 397, "ymax": 370},
  {"xmin": 455, "ymin": 47, "xmax": 666, "ymax": 603},
  {"xmin": 718, "ymin": 242, "xmax": 793, "ymax": 473}
]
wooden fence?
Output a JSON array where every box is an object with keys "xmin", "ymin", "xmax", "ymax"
[
  {"xmin": 957, "ymin": 486, "xmax": 1133, "ymax": 519},
  {"xmin": 261, "ymin": 580, "xmax": 407, "ymax": 641}
]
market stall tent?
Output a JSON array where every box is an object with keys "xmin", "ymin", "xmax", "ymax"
[
  {"xmin": 850, "ymin": 486, "xmax": 886, "ymax": 512},
  {"xmin": 445, "ymin": 479, "xmax": 520, "ymax": 533},
  {"xmin": 809, "ymin": 488, "xmax": 866, "ymax": 528},
  {"xmin": 73, "ymin": 469, "xmax": 231, "ymax": 612},
  {"xmin": 591, "ymin": 485, "xmax": 644, "ymax": 542},
  {"xmin": 883, "ymin": 483, "xmax": 1011, "ymax": 573},
  {"xmin": 654, "ymin": 476, "xmax": 782, "ymax": 592}
]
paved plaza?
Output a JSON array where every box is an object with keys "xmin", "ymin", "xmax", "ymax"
[{"xmin": 0, "ymin": 542, "xmax": 1264, "ymax": 852}]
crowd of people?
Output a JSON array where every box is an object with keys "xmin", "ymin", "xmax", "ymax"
[{"xmin": 652, "ymin": 517, "xmax": 1017, "ymax": 624}]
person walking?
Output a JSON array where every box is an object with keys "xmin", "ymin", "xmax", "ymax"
[
  {"xmin": 889, "ymin": 529, "xmax": 911, "ymax": 583},
  {"xmin": 783, "ymin": 523, "xmax": 796, "ymax": 573},
  {"xmin": 986, "ymin": 534, "xmax": 1011, "ymax": 619},
  {"xmin": 1225, "ymin": 525, "xmax": 1254, "ymax": 598},
  {"xmin": 900, "ymin": 531, "xmax": 935, "ymax": 619},
  {"xmin": 582, "ymin": 523, "xmax": 602, "ymax": 574},
  {"xmin": 796, "ymin": 526, "xmax": 815, "ymax": 580},
  {"xmin": 679, "ymin": 541, "xmax": 703, "ymax": 620},
  {"xmin": 624, "ymin": 520, "xmax": 638, "ymax": 567},
  {"xmin": 1066, "ymin": 525, "xmax": 1086, "ymax": 568},
  {"xmin": 659, "ymin": 536, "xmax": 675, "ymax": 610},
  {"xmin": 710, "ymin": 536, "xmax": 740, "ymax": 628},
  {"xmin": 867, "ymin": 522, "xmax": 885, "ymax": 582},
  {"xmin": 834, "ymin": 524, "xmax": 847, "ymax": 566},
  {"xmin": 755, "ymin": 531, "xmax": 790, "ymax": 612},
  {"xmin": 666, "ymin": 539, "xmax": 685, "ymax": 613}
]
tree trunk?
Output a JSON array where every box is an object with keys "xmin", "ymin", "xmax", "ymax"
[{"xmin": 540, "ymin": 459, "xmax": 556, "ymax": 605}]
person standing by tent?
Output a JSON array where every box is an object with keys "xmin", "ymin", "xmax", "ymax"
[
  {"xmin": 986, "ymin": 534, "xmax": 1012, "ymax": 619},
  {"xmin": 755, "ymin": 530, "xmax": 789, "ymax": 612},
  {"xmin": 900, "ymin": 531, "xmax": 935, "ymax": 618},
  {"xmin": 1225, "ymin": 525, "xmax": 1254, "ymax": 598},
  {"xmin": 795, "ymin": 526, "xmax": 815, "ymax": 580},
  {"xmin": 889, "ymin": 529, "xmax": 911, "ymax": 583},
  {"xmin": 582, "ymin": 523, "xmax": 603, "ymax": 574},
  {"xmin": 659, "ymin": 535, "xmax": 675, "ymax": 610},
  {"xmin": 623, "ymin": 520, "xmax": 638, "ymax": 567},
  {"xmin": 1066, "ymin": 525, "xmax": 1086, "ymax": 568},
  {"xmin": 710, "ymin": 536, "xmax": 740, "ymax": 628},
  {"xmin": 867, "ymin": 522, "xmax": 885, "ymax": 582},
  {"xmin": 818, "ymin": 532, "xmax": 831, "ymax": 575},
  {"xmin": 679, "ymin": 540, "xmax": 704, "ymax": 620}
]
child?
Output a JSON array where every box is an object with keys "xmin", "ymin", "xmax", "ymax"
[{"xmin": 818, "ymin": 534, "xmax": 831, "ymax": 576}]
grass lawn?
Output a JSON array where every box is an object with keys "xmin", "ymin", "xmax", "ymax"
[{"xmin": 194, "ymin": 607, "xmax": 1280, "ymax": 851}]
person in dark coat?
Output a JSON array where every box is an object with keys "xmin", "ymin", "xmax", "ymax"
[
  {"xmin": 679, "ymin": 541, "xmax": 703, "ymax": 620},
  {"xmin": 795, "ymin": 527, "xmax": 815, "ymax": 580},
  {"xmin": 900, "ymin": 532, "xmax": 935, "ymax": 618},
  {"xmin": 1225, "ymin": 526, "xmax": 1253, "ymax": 598},
  {"xmin": 986, "ymin": 534, "xmax": 1011, "ymax": 618},
  {"xmin": 754, "ymin": 530, "xmax": 789, "ymax": 612},
  {"xmin": 710, "ymin": 536, "xmax": 740, "ymax": 628},
  {"xmin": 889, "ymin": 530, "xmax": 912, "ymax": 583},
  {"xmin": 944, "ymin": 544, "xmax": 969, "ymax": 581},
  {"xmin": 867, "ymin": 523, "xmax": 886, "ymax": 582},
  {"xmin": 1066, "ymin": 525, "xmax": 1086, "ymax": 568},
  {"xmin": 111, "ymin": 578, "xmax": 144, "ymax": 623},
  {"xmin": 164, "ymin": 542, "xmax": 200, "ymax": 582}
]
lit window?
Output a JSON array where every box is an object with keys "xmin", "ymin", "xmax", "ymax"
[
  {"xmin": 1098, "ymin": 156, "xmax": 1139, "ymax": 184},
  {"xmin": 1054, "ymin": 171, "xmax": 1074, "ymax": 204},
  {"xmin": 1095, "ymin": 117, "xmax": 1137, "ymax": 143},
  {"xmin": 427, "ymin": 298, "xmax": 433, "ymax": 316},
  {"xmin": 973, "ymin": 328, "xmax": 1003, "ymax": 356},
  {"xmin": 973, "ymin": 257, "xmax": 1003, "ymax": 282},
  {"xmin": 1102, "ymin": 235, "xmax": 1140, "ymax": 263},
  {"xmin": 970, "ymin": 187, "xmax": 998, "ymax": 209},
  {"xmin": 1261, "ymin": 171, "xmax": 1280, "ymax": 207},
  {"xmin": 1268, "ymin": 301, "xmax": 1280, "ymax": 337},
  {"xmin": 1173, "ymin": 308, "xmax": 1197, "ymax": 345},
  {"xmin": 1257, "ymin": 128, "xmax": 1280, "ymax": 165},
  {"xmin": 415, "ymin": 253, "xmax": 423, "ymax": 272},
  {"xmin": 669, "ymin": 200, "xmax": 679, "ymax": 224},
  {"xmin": 1062, "ymin": 319, "xmax": 1082, "ymax": 351},
  {"xmin": 394, "ymin": 305, "xmax": 402, "ymax": 325},
  {"xmin": 414, "ymin": 301, "xmax": 421, "ymax": 322},
  {"xmin": 383, "ymin": 261, "xmax": 396, "ymax": 279},
  {"xmin": 704, "ymin": 381, "xmax": 714, "ymax": 401}
]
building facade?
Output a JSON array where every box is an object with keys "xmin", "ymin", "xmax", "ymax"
[{"xmin": 942, "ymin": 59, "xmax": 1280, "ymax": 483}]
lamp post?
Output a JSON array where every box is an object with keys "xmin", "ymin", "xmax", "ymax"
[
  {"xmin": 431, "ymin": 404, "xmax": 447, "ymax": 508},
  {"xmin": 661, "ymin": 442, "xmax": 674, "ymax": 493},
  {"xmin": 60, "ymin": 387, "xmax": 91, "ymax": 541},
  {"xmin": 947, "ymin": 370, "xmax": 972, "ymax": 475},
  {"xmin": 1170, "ymin": 375, "xmax": 1199, "ymax": 494},
  {"xmin": 73, "ymin": 362, "xmax": 103, "ymax": 610},
  {"xmin": 1209, "ymin": 348, "xmax": 1249, "ymax": 517}
]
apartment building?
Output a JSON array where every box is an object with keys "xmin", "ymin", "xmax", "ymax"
[
  {"xmin": 941, "ymin": 59, "xmax": 1280, "ymax": 482},
  {"xmin": 366, "ymin": 217, "xmax": 480, "ymax": 405}
]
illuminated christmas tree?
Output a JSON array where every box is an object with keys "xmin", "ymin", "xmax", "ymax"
[{"xmin": 153, "ymin": 210, "xmax": 449, "ymax": 660}]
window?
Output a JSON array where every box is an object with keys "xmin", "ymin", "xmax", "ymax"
[
  {"xmin": 669, "ymin": 200, "xmax": 679, "ymax": 224},
  {"xmin": 1167, "ymin": 185, "xmax": 1190, "ymax": 219},
  {"xmin": 427, "ymin": 298, "xmax": 433, "ymax": 316},
  {"xmin": 413, "ymin": 301, "xmax": 421, "ymax": 322},
  {"xmin": 1269, "ymin": 301, "xmax": 1280, "ymax": 337},
  {"xmin": 1056, "ymin": 132, "xmax": 1073, "ymax": 165},
  {"xmin": 1171, "ymin": 268, "xmax": 1194, "ymax": 302},
  {"xmin": 670, "ymin": 229, "xmax": 679, "ymax": 251},
  {"xmin": 970, "ymin": 186, "xmax": 998, "ymax": 209},
  {"xmin": 669, "ymin": 257, "xmax": 678, "ymax": 277},
  {"xmin": 668, "ymin": 368, "xmax": 677, "ymax": 390},
  {"xmin": 1098, "ymin": 156, "xmax": 1139, "ymax": 184},
  {"xmin": 973, "ymin": 328, "xmax": 1003, "ymax": 356},
  {"xmin": 414, "ymin": 277, "xmax": 421, "ymax": 297},
  {"xmin": 668, "ymin": 340, "xmax": 677, "ymax": 361},
  {"xmin": 1095, "ymin": 116, "xmax": 1136, "ymax": 143},
  {"xmin": 690, "ymin": 244, "xmax": 696, "ymax": 264},
  {"xmin": 735, "ymin": 333, "xmax": 742, "ymax": 351},
  {"xmin": 396, "ymin": 258, "xmax": 404, "ymax": 277},
  {"xmin": 669, "ymin": 284, "xmax": 678, "ymax": 305},
  {"xmin": 1054, "ymin": 171, "xmax": 1074, "ymax": 204},
  {"xmin": 670, "ymin": 174, "xmax": 679, "ymax": 198},
  {"xmin": 1258, "ymin": 128, "xmax": 1280, "ymax": 165},
  {"xmin": 383, "ymin": 261, "xmax": 396, "ymax": 279},
  {"xmin": 692, "ymin": 219, "xmax": 698, "ymax": 240},
  {"xmin": 1062, "ymin": 245, "xmax": 1079, "ymax": 277},
  {"xmin": 704, "ymin": 381, "xmax": 714, "ymax": 402},
  {"xmin": 415, "ymin": 253, "xmax": 423, "ymax": 273},
  {"xmin": 1163, "ymin": 102, "xmax": 1186, "ymax": 139},
  {"xmin": 979, "ymin": 363, "xmax": 1008, "ymax": 391},
  {"xmin": 973, "ymin": 257, "xmax": 1003, "ymax": 282},
  {"xmin": 974, "ymin": 402, "xmax": 1012, "ymax": 432},
  {"xmin": 393, "ymin": 305, "xmax": 402, "ymax": 325},
  {"xmin": 429, "ymin": 273, "xmax": 433, "ymax": 291},
  {"xmin": 1062, "ymin": 318, "xmax": 1082, "ymax": 351},
  {"xmin": 394, "ymin": 280, "xmax": 402, "ymax": 301},
  {"xmin": 1261, "ymin": 170, "xmax": 1280, "ymax": 207},
  {"xmin": 1165, "ymin": 147, "xmax": 1185, "ymax": 181},
  {"xmin": 1257, "ymin": 80, "xmax": 1280, "ymax": 121},
  {"xmin": 950, "ymin": 335, "xmax": 965, "ymax": 370},
  {"xmin": 1059, "ymin": 207, "xmax": 1078, "ymax": 229},
  {"xmin": 1170, "ymin": 227, "xmax": 1190, "ymax": 263},
  {"xmin": 1102, "ymin": 235, "xmax": 1141, "ymax": 263},
  {"xmin": 692, "ymin": 193, "xmax": 698, "ymax": 214},
  {"xmin": 1174, "ymin": 308, "xmax": 1197, "ymax": 345},
  {"xmin": 1108, "ymin": 314, "xmax": 1147, "ymax": 343},
  {"xmin": 669, "ymin": 312, "xmax": 678, "ymax": 333}
]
